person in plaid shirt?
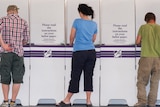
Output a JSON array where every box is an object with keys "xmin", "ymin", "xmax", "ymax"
[{"xmin": 0, "ymin": 5, "xmax": 29, "ymax": 107}]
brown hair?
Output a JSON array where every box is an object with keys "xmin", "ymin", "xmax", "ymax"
[{"xmin": 144, "ymin": 12, "xmax": 156, "ymax": 23}]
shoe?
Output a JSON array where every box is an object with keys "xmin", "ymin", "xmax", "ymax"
[
  {"xmin": 0, "ymin": 101, "xmax": 9, "ymax": 107},
  {"xmin": 86, "ymin": 104, "xmax": 93, "ymax": 107},
  {"xmin": 134, "ymin": 103, "xmax": 147, "ymax": 107},
  {"xmin": 9, "ymin": 101, "xmax": 16, "ymax": 107},
  {"xmin": 56, "ymin": 101, "xmax": 71, "ymax": 107}
]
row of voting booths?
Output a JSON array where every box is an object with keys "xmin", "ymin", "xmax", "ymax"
[{"xmin": 0, "ymin": 0, "xmax": 160, "ymax": 106}]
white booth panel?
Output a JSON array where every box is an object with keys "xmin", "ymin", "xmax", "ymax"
[
  {"xmin": 100, "ymin": 47, "xmax": 136, "ymax": 106},
  {"xmin": 16, "ymin": 58, "xmax": 30, "ymax": 106},
  {"xmin": 64, "ymin": 47, "xmax": 100, "ymax": 106},
  {"xmin": 66, "ymin": 0, "xmax": 100, "ymax": 45},
  {"xmin": 101, "ymin": 58, "xmax": 136, "ymax": 106},
  {"xmin": 29, "ymin": 47, "xmax": 65, "ymax": 105},
  {"xmin": 100, "ymin": 0, "xmax": 135, "ymax": 45},
  {"xmin": 30, "ymin": 0, "xmax": 65, "ymax": 45}
]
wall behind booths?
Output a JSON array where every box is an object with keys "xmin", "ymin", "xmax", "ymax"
[{"xmin": 0, "ymin": 0, "xmax": 160, "ymax": 106}]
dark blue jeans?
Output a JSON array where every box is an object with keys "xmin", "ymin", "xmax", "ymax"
[{"xmin": 68, "ymin": 49, "xmax": 96, "ymax": 93}]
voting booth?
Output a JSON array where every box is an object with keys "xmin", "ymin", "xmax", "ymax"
[
  {"xmin": 65, "ymin": 0, "xmax": 100, "ymax": 105},
  {"xmin": 29, "ymin": 0, "xmax": 65, "ymax": 105},
  {"xmin": 100, "ymin": 0, "xmax": 136, "ymax": 105}
]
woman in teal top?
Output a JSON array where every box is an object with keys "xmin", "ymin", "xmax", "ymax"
[
  {"xmin": 72, "ymin": 18, "xmax": 97, "ymax": 51},
  {"xmin": 57, "ymin": 4, "xmax": 97, "ymax": 107}
]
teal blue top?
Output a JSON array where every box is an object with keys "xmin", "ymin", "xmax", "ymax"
[{"xmin": 72, "ymin": 18, "xmax": 97, "ymax": 52}]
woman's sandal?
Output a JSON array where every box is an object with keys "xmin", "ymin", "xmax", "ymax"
[
  {"xmin": 86, "ymin": 103, "xmax": 93, "ymax": 107},
  {"xmin": 56, "ymin": 101, "xmax": 71, "ymax": 107}
]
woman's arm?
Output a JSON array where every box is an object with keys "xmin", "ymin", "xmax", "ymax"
[
  {"xmin": 70, "ymin": 27, "xmax": 76, "ymax": 45},
  {"xmin": 92, "ymin": 34, "xmax": 97, "ymax": 42}
]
